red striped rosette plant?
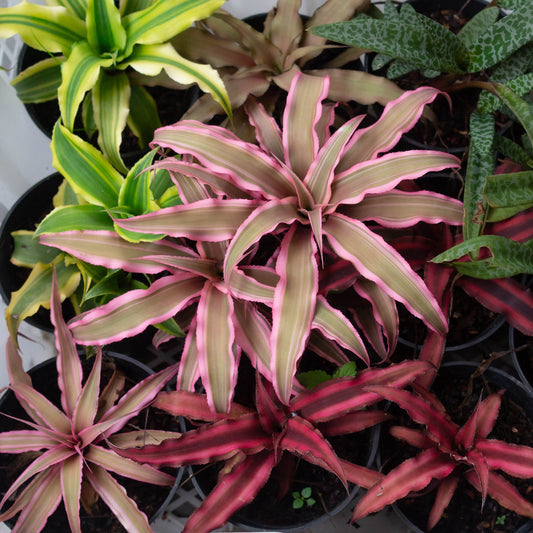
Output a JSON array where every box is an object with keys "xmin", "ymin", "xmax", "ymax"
[
  {"xmin": 40, "ymin": 73, "xmax": 463, "ymax": 412},
  {"xmin": 0, "ymin": 273, "xmax": 180, "ymax": 533},
  {"xmin": 352, "ymin": 384, "xmax": 533, "ymax": 530},
  {"xmin": 115, "ymin": 360, "xmax": 432, "ymax": 533}
]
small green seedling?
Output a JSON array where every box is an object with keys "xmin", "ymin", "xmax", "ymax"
[
  {"xmin": 292, "ymin": 487, "xmax": 316, "ymax": 510},
  {"xmin": 496, "ymin": 515, "xmax": 506, "ymax": 525}
]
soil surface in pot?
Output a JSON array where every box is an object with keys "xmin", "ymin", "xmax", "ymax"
[
  {"xmin": 379, "ymin": 369, "xmax": 533, "ymax": 533},
  {"xmin": 190, "ymin": 356, "xmax": 373, "ymax": 530},
  {"xmin": 0, "ymin": 353, "xmax": 179, "ymax": 532}
]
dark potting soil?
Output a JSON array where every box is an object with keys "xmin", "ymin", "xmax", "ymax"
[
  {"xmin": 192, "ymin": 429, "xmax": 373, "ymax": 530},
  {"xmin": 0, "ymin": 353, "xmax": 180, "ymax": 532},
  {"xmin": 379, "ymin": 369, "xmax": 533, "ymax": 533},
  {"xmin": 398, "ymin": 286, "xmax": 501, "ymax": 350}
]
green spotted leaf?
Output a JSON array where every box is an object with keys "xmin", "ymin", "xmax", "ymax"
[
  {"xmin": 468, "ymin": 2, "xmax": 533, "ymax": 71},
  {"xmin": 463, "ymin": 111, "xmax": 495, "ymax": 241},
  {"xmin": 432, "ymin": 236, "xmax": 533, "ymax": 279}
]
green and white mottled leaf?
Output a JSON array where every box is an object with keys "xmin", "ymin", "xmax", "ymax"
[
  {"xmin": 484, "ymin": 170, "xmax": 533, "ymax": 210},
  {"xmin": 457, "ymin": 7, "xmax": 499, "ymax": 50},
  {"xmin": 12, "ymin": 57, "xmax": 63, "ymax": 103},
  {"xmin": 463, "ymin": 111, "xmax": 495, "ymax": 241},
  {"xmin": 0, "ymin": 2, "xmax": 85, "ymax": 55},
  {"xmin": 432, "ymin": 236, "xmax": 533, "ymax": 278},
  {"xmin": 468, "ymin": 2, "xmax": 533, "ymax": 71},
  {"xmin": 490, "ymin": 83, "xmax": 533, "ymax": 148},
  {"xmin": 311, "ymin": 15, "xmax": 464, "ymax": 74},
  {"xmin": 58, "ymin": 41, "xmax": 113, "ymax": 130},
  {"xmin": 478, "ymin": 74, "xmax": 533, "ymax": 114}
]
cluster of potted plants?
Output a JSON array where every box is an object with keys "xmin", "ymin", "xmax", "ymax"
[{"xmin": 0, "ymin": 0, "xmax": 533, "ymax": 532}]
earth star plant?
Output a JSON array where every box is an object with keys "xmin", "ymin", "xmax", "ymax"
[
  {"xmin": 0, "ymin": 0, "xmax": 231, "ymax": 171},
  {"xmin": 40, "ymin": 73, "xmax": 464, "ymax": 411},
  {"xmin": 354, "ymin": 383, "xmax": 533, "ymax": 530},
  {"xmin": 0, "ymin": 273, "xmax": 180, "ymax": 533}
]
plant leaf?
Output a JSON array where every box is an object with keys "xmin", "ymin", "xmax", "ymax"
[
  {"xmin": 68, "ymin": 274, "xmax": 203, "ymax": 344},
  {"xmin": 0, "ymin": 2, "xmax": 85, "ymax": 55},
  {"xmin": 84, "ymin": 465, "xmax": 154, "ymax": 533},
  {"xmin": 61, "ymin": 454, "xmax": 83, "ymax": 533},
  {"xmin": 324, "ymin": 214, "xmax": 447, "ymax": 333},
  {"xmin": 352, "ymin": 449, "xmax": 455, "ymax": 521},
  {"xmin": 271, "ymin": 226, "xmax": 318, "ymax": 404}
]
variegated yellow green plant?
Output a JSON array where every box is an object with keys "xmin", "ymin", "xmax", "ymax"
[
  {"xmin": 40, "ymin": 74, "xmax": 463, "ymax": 412},
  {"xmin": 0, "ymin": 0, "xmax": 231, "ymax": 172},
  {"xmin": 5, "ymin": 122, "xmax": 183, "ymax": 342}
]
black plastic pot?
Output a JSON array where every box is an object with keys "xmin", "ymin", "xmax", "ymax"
[
  {"xmin": 378, "ymin": 361, "xmax": 533, "ymax": 533},
  {"xmin": 190, "ymin": 420, "xmax": 380, "ymax": 532},
  {"xmin": 16, "ymin": 44, "xmax": 199, "ymax": 146},
  {"xmin": 0, "ymin": 172, "xmax": 69, "ymax": 332},
  {"xmin": 0, "ymin": 351, "xmax": 184, "ymax": 531},
  {"xmin": 510, "ymin": 325, "xmax": 533, "ymax": 396}
]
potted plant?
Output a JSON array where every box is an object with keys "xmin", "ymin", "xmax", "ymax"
[
  {"xmin": 1, "ymin": 129, "xmax": 184, "ymax": 343},
  {"xmin": 0, "ymin": 0, "xmax": 231, "ymax": 171},
  {"xmin": 114, "ymin": 359, "xmax": 432, "ymax": 533},
  {"xmin": 353, "ymin": 361, "xmax": 533, "ymax": 532},
  {"xmin": 39, "ymin": 73, "xmax": 465, "ymax": 413},
  {"xmin": 0, "ymin": 271, "xmax": 182, "ymax": 532},
  {"xmin": 171, "ymin": 0, "xmax": 405, "ymax": 125}
]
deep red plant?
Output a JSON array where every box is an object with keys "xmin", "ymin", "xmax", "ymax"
[
  {"xmin": 115, "ymin": 360, "xmax": 432, "ymax": 533},
  {"xmin": 353, "ymin": 383, "xmax": 533, "ymax": 530}
]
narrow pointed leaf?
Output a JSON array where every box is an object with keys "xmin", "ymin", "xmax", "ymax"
[
  {"xmin": 281, "ymin": 416, "xmax": 346, "ymax": 486},
  {"xmin": 58, "ymin": 42, "xmax": 113, "ymax": 131},
  {"xmin": 86, "ymin": 445, "xmax": 175, "ymax": 485},
  {"xmin": 196, "ymin": 283, "xmax": 236, "ymax": 413},
  {"xmin": 125, "ymin": 43, "xmax": 231, "ymax": 117},
  {"xmin": 0, "ymin": 2, "xmax": 85, "ymax": 55},
  {"xmin": 343, "ymin": 190, "xmax": 463, "ymax": 227},
  {"xmin": 182, "ymin": 452, "xmax": 276, "ymax": 533},
  {"xmin": 325, "ymin": 214, "xmax": 447, "ymax": 333},
  {"xmin": 331, "ymin": 150, "xmax": 460, "ymax": 207},
  {"xmin": 272, "ymin": 226, "xmax": 318, "ymax": 405},
  {"xmin": 85, "ymin": 465, "xmax": 153, "ymax": 533},
  {"xmin": 115, "ymin": 199, "xmax": 259, "ymax": 241},
  {"xmin": 86, "ymin": 0, "xmax": 126, "ymax": 56},
  {"xmin": 61, "ymin": 454, "xmax": 83, "ymax": 533},
  {"xmin": 52, "ymin": 121, "xmax": 123, "ymax": 208},
  {"xmin": 68, "ymin": 274, "xmax": 204, "ymax": 344},
  {"xmin": 312, "ymin": 295, "xmax": 369, "ymax": 365},
  {"xmin": 283, "ymin": 72, "xmax": 329, "ymax": 179},
  {"xmin": 51, "ymin": 269, "xmax": 82, "ymax": 417},
  {"xmin": 352, "ymin": 449, "xmax": 455, "ymax": 521},
  {"xmin": 93, "ymin": 70, "xmax": 130, "ymax": 172},
  {"xmin": 428, "ymin": 475, "xmax": 459, "ymax": 530},
  {"xmin": 152, "ymin": 121, "xmax": 295, "ymax": 198}
]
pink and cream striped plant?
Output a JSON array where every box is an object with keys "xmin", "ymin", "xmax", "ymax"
[
  {"xmin": 0, "ymin": 273, "xmax": 180, "ymax": 533},
  {"xmin": 115, "ymin": 360, "xmax": 432, "ymax": 533},
  {"xmin": 40, "ymin": 73, "xmax": 463, "ymax": 411},
  {"xmin": 352, "ymin": 384, "xmax": 533, "ymax": 530}
]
